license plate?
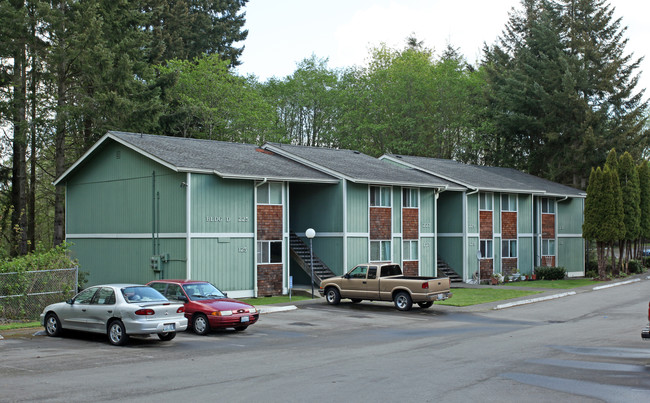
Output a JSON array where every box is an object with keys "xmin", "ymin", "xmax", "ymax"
[
  {"xmin": 163, "ymin": 323, "xmax": 175, "ymax": 332},
  {"xmin": 240, "ymin": 316, "xmax": 250, "ymax": 323}
]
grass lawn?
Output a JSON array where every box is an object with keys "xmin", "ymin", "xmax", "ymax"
[
  {"xmin": 503, "ymin": 278, "xmax": 601, "ymax": 289},
  {"xmin": 0, "ymin": 321, "xmax": 40, "ymax": 331},
  {"xmin": 437, "ymin": 288, "xmax": 542, "ymax": 307},
  {"xmin": 240, "ymin": 295, "xmax": 312, "ymax": 305}
]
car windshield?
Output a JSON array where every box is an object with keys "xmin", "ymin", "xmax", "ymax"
[
  {"xmin": 182, "ymin": 283, "xmax": 226, "ymax": 301},
  {"xmin": 122, "ymin": 286, "xmax": 167, "ymax": 303}
]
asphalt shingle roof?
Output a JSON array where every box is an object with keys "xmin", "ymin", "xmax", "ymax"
[
  {"xmin": 264, "ymin": 143, "xmax": 463, "ymax": 189},
  {"xmin": 383, "ymin": 155, "xmax": 585, "ymax": 197},
  {"xmin": 57, "ymin": 131, "xmax": 338, "ymax": 184}
]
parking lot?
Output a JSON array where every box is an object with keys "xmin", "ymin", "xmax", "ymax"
[{"xmin": 2, "ymin": 280, "xmax": 650, "ymax": 402}]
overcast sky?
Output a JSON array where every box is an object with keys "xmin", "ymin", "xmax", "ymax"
[{"xmin": 236, "ymin": 0, "xmax": 649, "ymax": 99}]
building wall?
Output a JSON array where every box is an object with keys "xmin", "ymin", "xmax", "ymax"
[{"xmin": 257, "ymin": 204, "xmax": 283, "ymax": 295}]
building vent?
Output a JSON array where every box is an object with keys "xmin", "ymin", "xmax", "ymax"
[{"xmin": 116, "ymin": 150, "xmax": 121, "ymax": 159}]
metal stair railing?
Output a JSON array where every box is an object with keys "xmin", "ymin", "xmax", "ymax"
[{"xmin": 289, "ymin": 231, "xmax": 336, "ymax": 285}]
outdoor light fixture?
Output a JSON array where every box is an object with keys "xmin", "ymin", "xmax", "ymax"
[{"xmin": 306, "ymin": 228, "xmax": 316, "ymax": 298}]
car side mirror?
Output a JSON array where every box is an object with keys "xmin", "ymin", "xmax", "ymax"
[
  {"xmin": 223, "ymin": 292, "xmax": 228, "ymax": 297},
  {"xmin": 343, "ymin": 273, "xmax": 350, "ymax": 279},
  {"xmin": 178, "ymin": 295, "xmax": 188, "ymax": 302},
  {"xmin": 66, "ymin": 299, "xmax": 74, "ymax": 305}
]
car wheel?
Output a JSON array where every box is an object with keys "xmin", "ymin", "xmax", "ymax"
[
  {"xmin": 418, "ymin": 301, "xmax": 433, "ymax": 309},
  {"xmin": 325, "ymin": 287, "xmax": 341, "ymax": 305},
  {"xmin": 44, "ymin": 313, "xmax": 62, "ymax": 337},
  {"xmin": 234, "ymin": 326, "xmax": 248, "ymax": 332},
  {"xmin": 107, "ymin": 320, "xmax": 129, "ymax": 346},
  {"xmin": 394, "ymin": 291, "xmax": 413, "ymax": 311},
  {"xmin": 350, "ymin": 299, "xmax": 362, "ymax": 303},
  {"xmin": 158, "ymin": 332, "xmax": 176, "ymax": 341},
  {"xmin": 192, "ymin": 314, "xmax": 210, "ymax": 335}
]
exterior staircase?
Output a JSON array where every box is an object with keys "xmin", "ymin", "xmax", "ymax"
[
  {"xmin": 289, "ymin": 231, "xmax": 336, "ymax": 285},
  {"xmin": 437, "ymin": 257, "xmax": 463, "ymax": 283}
]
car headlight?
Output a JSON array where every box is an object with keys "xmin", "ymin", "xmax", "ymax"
[{"xmin": 212, "ymin": 310, "xmax": 233, "ymax": 316}]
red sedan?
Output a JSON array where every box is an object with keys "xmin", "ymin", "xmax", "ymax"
[{"xmin": 147, "ymin": 280, "xmax": 259, "ymax": 335}]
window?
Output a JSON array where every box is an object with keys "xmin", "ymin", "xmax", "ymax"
[
  {"xmin": 502, "ymin": 239, "xmax": 517, "ymax": 258},
  {"xmin": 370, "ymin": 240, "xmax": 391, "ymax": 261},
  {"xmin": 479, "ymin": 239, "xmax": 493, "ymax": 259},
  {"xmin": 257, "ymin": 240, "xmax": 282, "ymax": 264},
  {"xmin": 257, "ymin": 182, "xmax": 282, "ymax": 204},
  {"xmin": 367, "ymin": 267, "xmax": 377, "ymax": 279},
  {"xmin": 380, "ymin": 264, "xmax": 401, "ymax": 277},
  {"xmin": 370, "ymin": 186, "xmax": 391, "ymax": 207},
  {"xmin": 479, "ymin": 192, "xmax": 493, "ymax": 211},
  {"xmin": 165, "ymin": 284, "xmax": 185, "ymax": 301},
  {"xmin": 348, "ymin": 265, "xmax": 368, "ymax": 279},
  {"xmin": 542, "ymin": 239, "xmax": 555, "ymax": 255},
  {"xmin": 93, "ymin": 287, "xmax": 116, "ymax": 305},
  {"xmin": 403, "ymin": 240, "xmax": 418, "ymax": 260},
  {"xmin": 74, "ymin": 287, "xmax": 99, "ymax": 304},
  {"xmin": 501, "ymin": 194, "xmax": 517, "ymax": 212},
  {"xmin": 541, "ymin": 197, "xmax": 555, "ymax": 214},
  {"xmin": 402, "ymin": 188, "xmax": 419, "ymax": 208}
]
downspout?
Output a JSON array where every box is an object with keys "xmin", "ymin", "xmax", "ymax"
[
  {"xmin": 253, "ymin": 178, "xmax": 268, "ymax": 298},
  {"xmin": 185, "ymin": 173, "xmax": 191, "ymax": 280},
  {"xmin": 433, "ymin": 186, "xmax": 447, "ymax": 276},
  {"xmin": 463, "ymin": 188, "xmax": 478, "ymax": 282}
]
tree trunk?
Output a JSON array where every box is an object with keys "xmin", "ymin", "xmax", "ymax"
[{"xmin": 52, "ymin": 1, "xmax": 67, "ymax": 247}]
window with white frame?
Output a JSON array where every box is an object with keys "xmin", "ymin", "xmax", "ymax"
[
  {"xmin": 257, "ymin": 240, "xmax": 282, "ymax": 264},
  {"xmin": 403, "ymin": 240, "xmax": 418, "ymax": 260},
  {"xmin": 541, "ymin": 197, "xmax": 555, "ymax": 214},
  {"xmin": 501, "ymin": 194, "xmax": 517, "ymax": 212},
  {"xmin": 257, "ymin": 182, "xmax": 283, "ymax": 204},
  {"xmin": 479, "ymin": 239, "xmax": 493, "ymax": 259},
  {"xmin": 370, "ymin": 240, "xmax": 391, "ymax": 261},
  {"xmin": 479, "ymin": 192, "xmax": 493, "ymax": 211},
  {"xmin": 502, "ymin": 239, "xmax": 517, "ymax": 258},
  {"xmin": 402, "ymin": 188, "xmax": 419, "ymax": 208},
  {"xmin": 542, "ymin": 239, "xmax": 555, "ymax": 256},
  {"xmin": 370, "ymin": 186, "xmax": 391, "ymax": 207}
]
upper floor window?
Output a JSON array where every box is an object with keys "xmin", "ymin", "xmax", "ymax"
[
  {"xmin": 257, "ymin": 182, "xmax": 282, "ymax": 205},
  {"xmin": 402, "ymin": 188, "xmax": 419, "ymax": 208},
  {"xmin": 479, "ymin": 192, "xmax": 493, "ymax": 211},
  {"xmin": 370, "ymin": 186, "xmax": 391, "ymax": 207},
  {"xmin": 541, "ymin": 197, "xmax": 555, "ymax": 214},
  {"xmin": 501, "ymin": 194, "xmax": 517, "ymax": 212}
]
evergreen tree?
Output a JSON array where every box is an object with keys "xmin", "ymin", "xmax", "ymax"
[
  {"xmin": 637, "ymin": 161, "xmax": 650, "ymax": 256},
  {"xmin": 617, "ymin": 152, "xmax": 640, "ymax": 269}
]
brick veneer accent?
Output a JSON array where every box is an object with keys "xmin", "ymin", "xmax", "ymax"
[
  {"xmin": 257, "ymin": 205, "xmax": 282, "ymax": 240},
  {"xmin": 257, "ymin": 264, "xmax": 282, "ymax": 296},
  {"xmin": 402, "ymin": 260, "xmax": 419, "ymax": 276},
  {"xmin": 502, "ymin": 258, "xmax": 518, "ymax": 275},
  {"xmin": 480, "ymin": 259, "xmax": 493, "ymax": 279},
  {"xmin": 541, "ymin": 214, "xmax": 555, "ymax": 239},
  {"xmin": 480, "ymin": 211, "xmax": 493, "ymax": 239},
  {"xmin": 541, "ymin": 256, "xmax": 556, "ymax": 267},
  {"xmin": 502, "ymin": 212, "xmax": 517, "ymax": 239},
  {"xmin": 402, "ymin": 208, "xmax": 419, "ymax": 240},
  {"xmin": 370, "ymin": 207, "xmax": 391, "ymax": 240}
]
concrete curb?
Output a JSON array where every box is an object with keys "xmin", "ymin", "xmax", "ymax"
[
  {"xmin": 257, "ymin": 305, "xmax": 298, "ymax": 314},
  {"xmin": 494, "ymin": 291, "xmax": 577, "ymax": 310},
  {"xmin": 592, "ymin": 278, "xmax": 641, "ymax": 290}
]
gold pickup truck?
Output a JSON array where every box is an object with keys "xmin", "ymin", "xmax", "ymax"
[{"xmin": 319, "ymin": 263, "xmax": 452, "ymax": 311}]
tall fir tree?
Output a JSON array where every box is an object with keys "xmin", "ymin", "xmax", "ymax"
[
  {"xmin": 637, "ymin": 161, "xmax": 650, "ymax": 256},
  {"xmin": 617, "ymin": 152, "xmax": 640, "ymax": 269}
]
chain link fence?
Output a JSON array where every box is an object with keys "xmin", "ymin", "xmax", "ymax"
[{"xmin": 0, "ymin": 268, "xmax": 78, "ymax": 320}]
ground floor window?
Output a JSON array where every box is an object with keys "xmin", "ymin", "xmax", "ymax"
[
  {"xmin": 542, "ymin": 239, "xmax": 555, "ymax": 256},
  {"xmin": 480, "ymin": 239, "xmax": 493, "ymax": 259},
  {"xmin": 257, "ymin": 240, "xmax": 282, "ymax": 264},
  {"xmin": 502, "ymin": 239, "xmax": 517, "ymax": 258},
  {"xmin": 403, "ymin": 240, "xmax": 418, "ymax": 260},
  {"xmin": 370, "ymin": 240, "xmax": 391, "ymax": 262}
]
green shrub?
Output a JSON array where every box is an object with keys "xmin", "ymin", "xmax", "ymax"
[
  {"xmin": 643, "ymin": 257, "xmax": 650, "ymax": 268},
  {"xmin": 628, "ymin": 260, "xmax": 643, "ymax": 274},
  {"xmin": 585, "ymin": 269, "xmax": 598, "ymax": 279},
  {"xmin": 535, "ymin": 266, "xmax": 566, "ymax": 280}
]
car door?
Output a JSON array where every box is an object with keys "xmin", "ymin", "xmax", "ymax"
[
  {"xmin": 360, "ymin": 266, "xmax": 380, "ymax": 299},
  {"xmin": 340, "ymin": 265, "xmax": 368, "ymax": 298},
  {"xmin": 84, "ymin": 287, "xmax": 117, "ymax": 333},
  {"xmin": 59, "ymin": 287, "xmax": 99, "ymax": 330}
]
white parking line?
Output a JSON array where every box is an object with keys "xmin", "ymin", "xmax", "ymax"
[{"xmin": 494, "ymin": 292, "xmax": 577, "ymax": 310}]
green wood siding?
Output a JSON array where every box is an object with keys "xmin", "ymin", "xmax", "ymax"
[
  {"xmin": 191, "ymin": 238, "xmax": 254, "ymax": 291},
  {"xmin": 494, "ymin": 236, "xmax": 501, "ymax": 272},
  {"xmin": 518, "ymin": 236, "xmax": 534, "ymax": 274},
  {"xmin": 346, "ymin": 182, "xmax": 369, "ymax": 233},
  {"xmin": 347, "ymin": 237, "xmax": 368, "ymax": 271},
  {"xmin": 438, "ymin": 237, "xmax": 463, "ymax": 276},
  {"xmin": 71, "ymin": 238, "xmax": 186, "ymax": 286},
  {"xmin": 420, "ymin": 189, "xmax": 435, "ymax": 234},
  {"xmin": 393, "ymin": 186, "xmax": 401, "ymax": 233},
  {"xmin": 420, "ymin": 236, "xmax": 435, "ymax": 276},
  {"xmin": 494, "ymin": 194, "xmax": 501, "ymax": 233},
  {"xmin": 557, "ymin": 198, "xmax": 583, "ymax": 235},
  {"xmin": 467, "ymin": 193, "xmax": 479, "ymax": 234},
  {"xmin": 191, "ymin": 175, "xmax": 254, "ymax": 234},
  {"xmin": 66, "ymin": 142, "xmax": 186, "ymax": 234},
  {"xmin": 467, "ymin": 236, "xmax": 479, "ymax": 278},
  {"xmin": 289, "ymin": 182, "xmax": 343, "ymax": 233},
  {"xmin": 437, "ymin": 191, "xmax": 463, "ymax": 233},
  {"xmin": 518, "ymin": 194, "xmax": 533, "ymax": 234},
  {"xmin": 558, "ymin": 237, "xmax": 584, "ymax": 274},
  {"xmin": 393, "ymin": 236, "xmax": 402, "ymax": 264},
  {"xmin": 312, "ymin": 237, "xmax": 344, "ymax": 275}
]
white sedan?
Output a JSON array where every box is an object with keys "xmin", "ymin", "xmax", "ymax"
[{"xmin": 40, "ymin": 284, "xmax": 188, "ymax": 346}]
